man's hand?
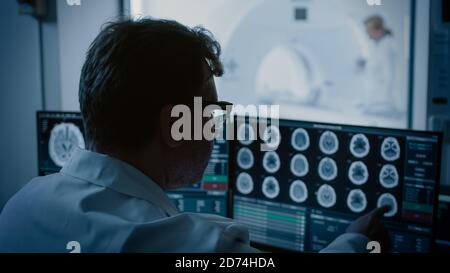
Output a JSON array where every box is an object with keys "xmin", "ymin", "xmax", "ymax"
[{"xmin": 346, "ymin": 206, "xmax": 391, "ymax": 253}]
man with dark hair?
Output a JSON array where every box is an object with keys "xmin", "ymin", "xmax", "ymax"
[{"xmin": 0, "ymin": 18, "xmax": 389, "ymax": 253}]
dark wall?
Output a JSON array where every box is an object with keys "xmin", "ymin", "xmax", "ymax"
[{"xmin": 0, "ymin": 1, "xmax": 43, "ymax": 209}]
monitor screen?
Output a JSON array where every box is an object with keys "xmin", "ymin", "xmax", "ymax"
[
  {"xmin": 37, "ymin": 111, "xmax": 230, "ymax": 217},
  {"xmin": 132, "ymin": 0, "xmax": 413, "ymax": 128},
  {"xmin": 167, "ymin": 139, "xmax": 230, "ymax": 216},
  {"xmin": 37, "ymin": 111, "xmax": 86, "ymax": 176},
  {"xmin": 230, "ymin": 117, "xmax": 442, "ymax": 253}
]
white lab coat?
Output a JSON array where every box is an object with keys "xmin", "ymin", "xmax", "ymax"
[
  {"xmin": 364, "ymin": 34, "xmax": 397, "ymax": 111},
  {"xmin": 0, "ymin": 148, "xmax": 369, "ymax": 253}
]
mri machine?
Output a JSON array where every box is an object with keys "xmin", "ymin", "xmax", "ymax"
[
  {"xmin": 132, "ymin": 0, "xmax": 412, "ymax": 128},
  {"xmin": 214, "ymin": 0, "xmax": 410, "ymax": 127}
]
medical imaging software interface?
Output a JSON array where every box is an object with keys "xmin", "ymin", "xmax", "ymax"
[
  {"xmin": 166, "ymin": 139, "xmax": 229, "ymax": 216},
  {"xmin": 37, "ymin": 112, "xmax": 229, "ymax": 217},
  {"xmin": 231, "ymin": 118, "xmax": 442, "ymax": 253},
  {"xmin": 37, "ymin": 112, "xmax": 86, "ymax": 176}
]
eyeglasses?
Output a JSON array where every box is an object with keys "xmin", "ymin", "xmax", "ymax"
[
  {"xmin": 203, "ymin": 100, "xmax": 233, "ymax": 136},
  {"xmin": 203, "ymin": 100, "xmax": 233, "ymax": 110},
  {"xmin": 170, "ymin": 99, "xmax": 233, "ymax": 140}
]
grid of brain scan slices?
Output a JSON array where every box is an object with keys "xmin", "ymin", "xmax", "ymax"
[
  {"xmin": 233, "ymin": 119, "xmax": 404, "ymax": 217},
  {"xmin": 231, "ymin": 117, "xmax": 441, "ymax": 253}
]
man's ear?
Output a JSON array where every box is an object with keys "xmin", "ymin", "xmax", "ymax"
[{"xmin": 160, "ymin": 105, "xmax": 183, "ymax": 148}]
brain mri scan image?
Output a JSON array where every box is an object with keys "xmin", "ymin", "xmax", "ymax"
[
  {"xmin": 236, "ymin": 172, "xmax": 254, "ymax": 195},
  {"xmin": 350, "ymin": 134, "xmax": 370, "ymax": 158},
  {"xmin": 377, "ymin": 193, "xmax": 398, "ymax": 217},
  {"xmin": 379, "ymin": 164, "xmax": 399, "ymax": 189},
  {"xmin": 289, "ymin": 180, "xmax": 308, "ymax": 203},
  {"xmin": 381, "ymin": 137, "xmax": 401, "ymax": 162},
  {"xmin": 290, "ymin": 154, "xmax": 309, "ymax": 177},
  {"xmin": 318, "ymin": 157, "xmax": 338, "ymax": 181},
  {"xmin": 346, "ymin": 189, "xmax": 368, "ymax": 213},
  {"xmin": 263, "ymin": 151, "xmax": 281, "ymax": 173},
  {"xmin": 291, "ymin": 128, "xmax": 310, "ymax": 152},
  {"xmin": 348, "ymin": 161, "xmax": 369, "ymax": 186},
  {"xmin": 317, "ymin": 184, "xmax": 337, "ymax": 208},
  {"xmin": 262, "ymin": 125, "xmax": 281, "ymax": 149},
  {"xmin": 262, "ymin": 176, "xmax": 280, "ymax": 199},
  {"xmin": 48, "ymin": 123, "xmax": 85, "ymax": 167},
  {"xmin": 319, "ymin": 131, "xmax": 339, "ymax": 155},
  {"xmin": 237, "ymin": 147, "xmax": 255, "ymax": 170},
  {"xmin": 237, "ymin": 123, "xmax": 255, "ymax": 146}
]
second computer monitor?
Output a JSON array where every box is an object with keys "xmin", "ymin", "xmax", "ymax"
[
  {"xmin": 166, "ymin": 139, "xmax": 229, "ymax": 216},
  {"xmin": 37, "ymin": 111, "xmax": 85, "ymax": 176},
  {"xmin": 230, "ymin": 117, "xmax": 442, "ymax": 253},
  {"xmin": 37, "ymin": 111, "xmax": 230, "ymax": 217}
]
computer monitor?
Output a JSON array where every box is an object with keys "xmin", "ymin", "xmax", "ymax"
[
  {"xmin": 230, "ymin": 117, "xmax": 442, "ymax": 253},
  {"xmin": 37, "ymin": 111, "xmax": 85, "ymax": 176},
  {"xmin": 166, "ymin": 139, "xmax": 230, "ymax": 216},
  {"xmin": 37, "ymin": 111, "xmax": 230, "ymax": 217}
]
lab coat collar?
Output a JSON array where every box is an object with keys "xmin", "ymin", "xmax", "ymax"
[{"xmin": 61, "ymin": 148, "xmax": 179, "ymax": 216}]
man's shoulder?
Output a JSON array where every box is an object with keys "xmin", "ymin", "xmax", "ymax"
[
  {"xmin": 122, "ymin": 212, "xmax": 255, "ymax": 253},
  {"xmin": 3, "ymin": 173, "xmax": 62, "ymax": 206},
  {"xmin": 0, "ymin": 173, "xmax": 166, "ymax": 252},
  {"xmin": 13, "ymin": 173, "xmax": 166, "ymax": 219},
  {"xmin": 0, "ymin": 173, "xmax": 84, "ymax": 222},
  {"xmin": 9, "ymin": 172, "xmax": 85, "ymax": 201}
]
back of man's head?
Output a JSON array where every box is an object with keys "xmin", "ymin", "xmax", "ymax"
[{"xmin": 79, "ymin": 18, "xmax": 224, "ymax": 152}]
